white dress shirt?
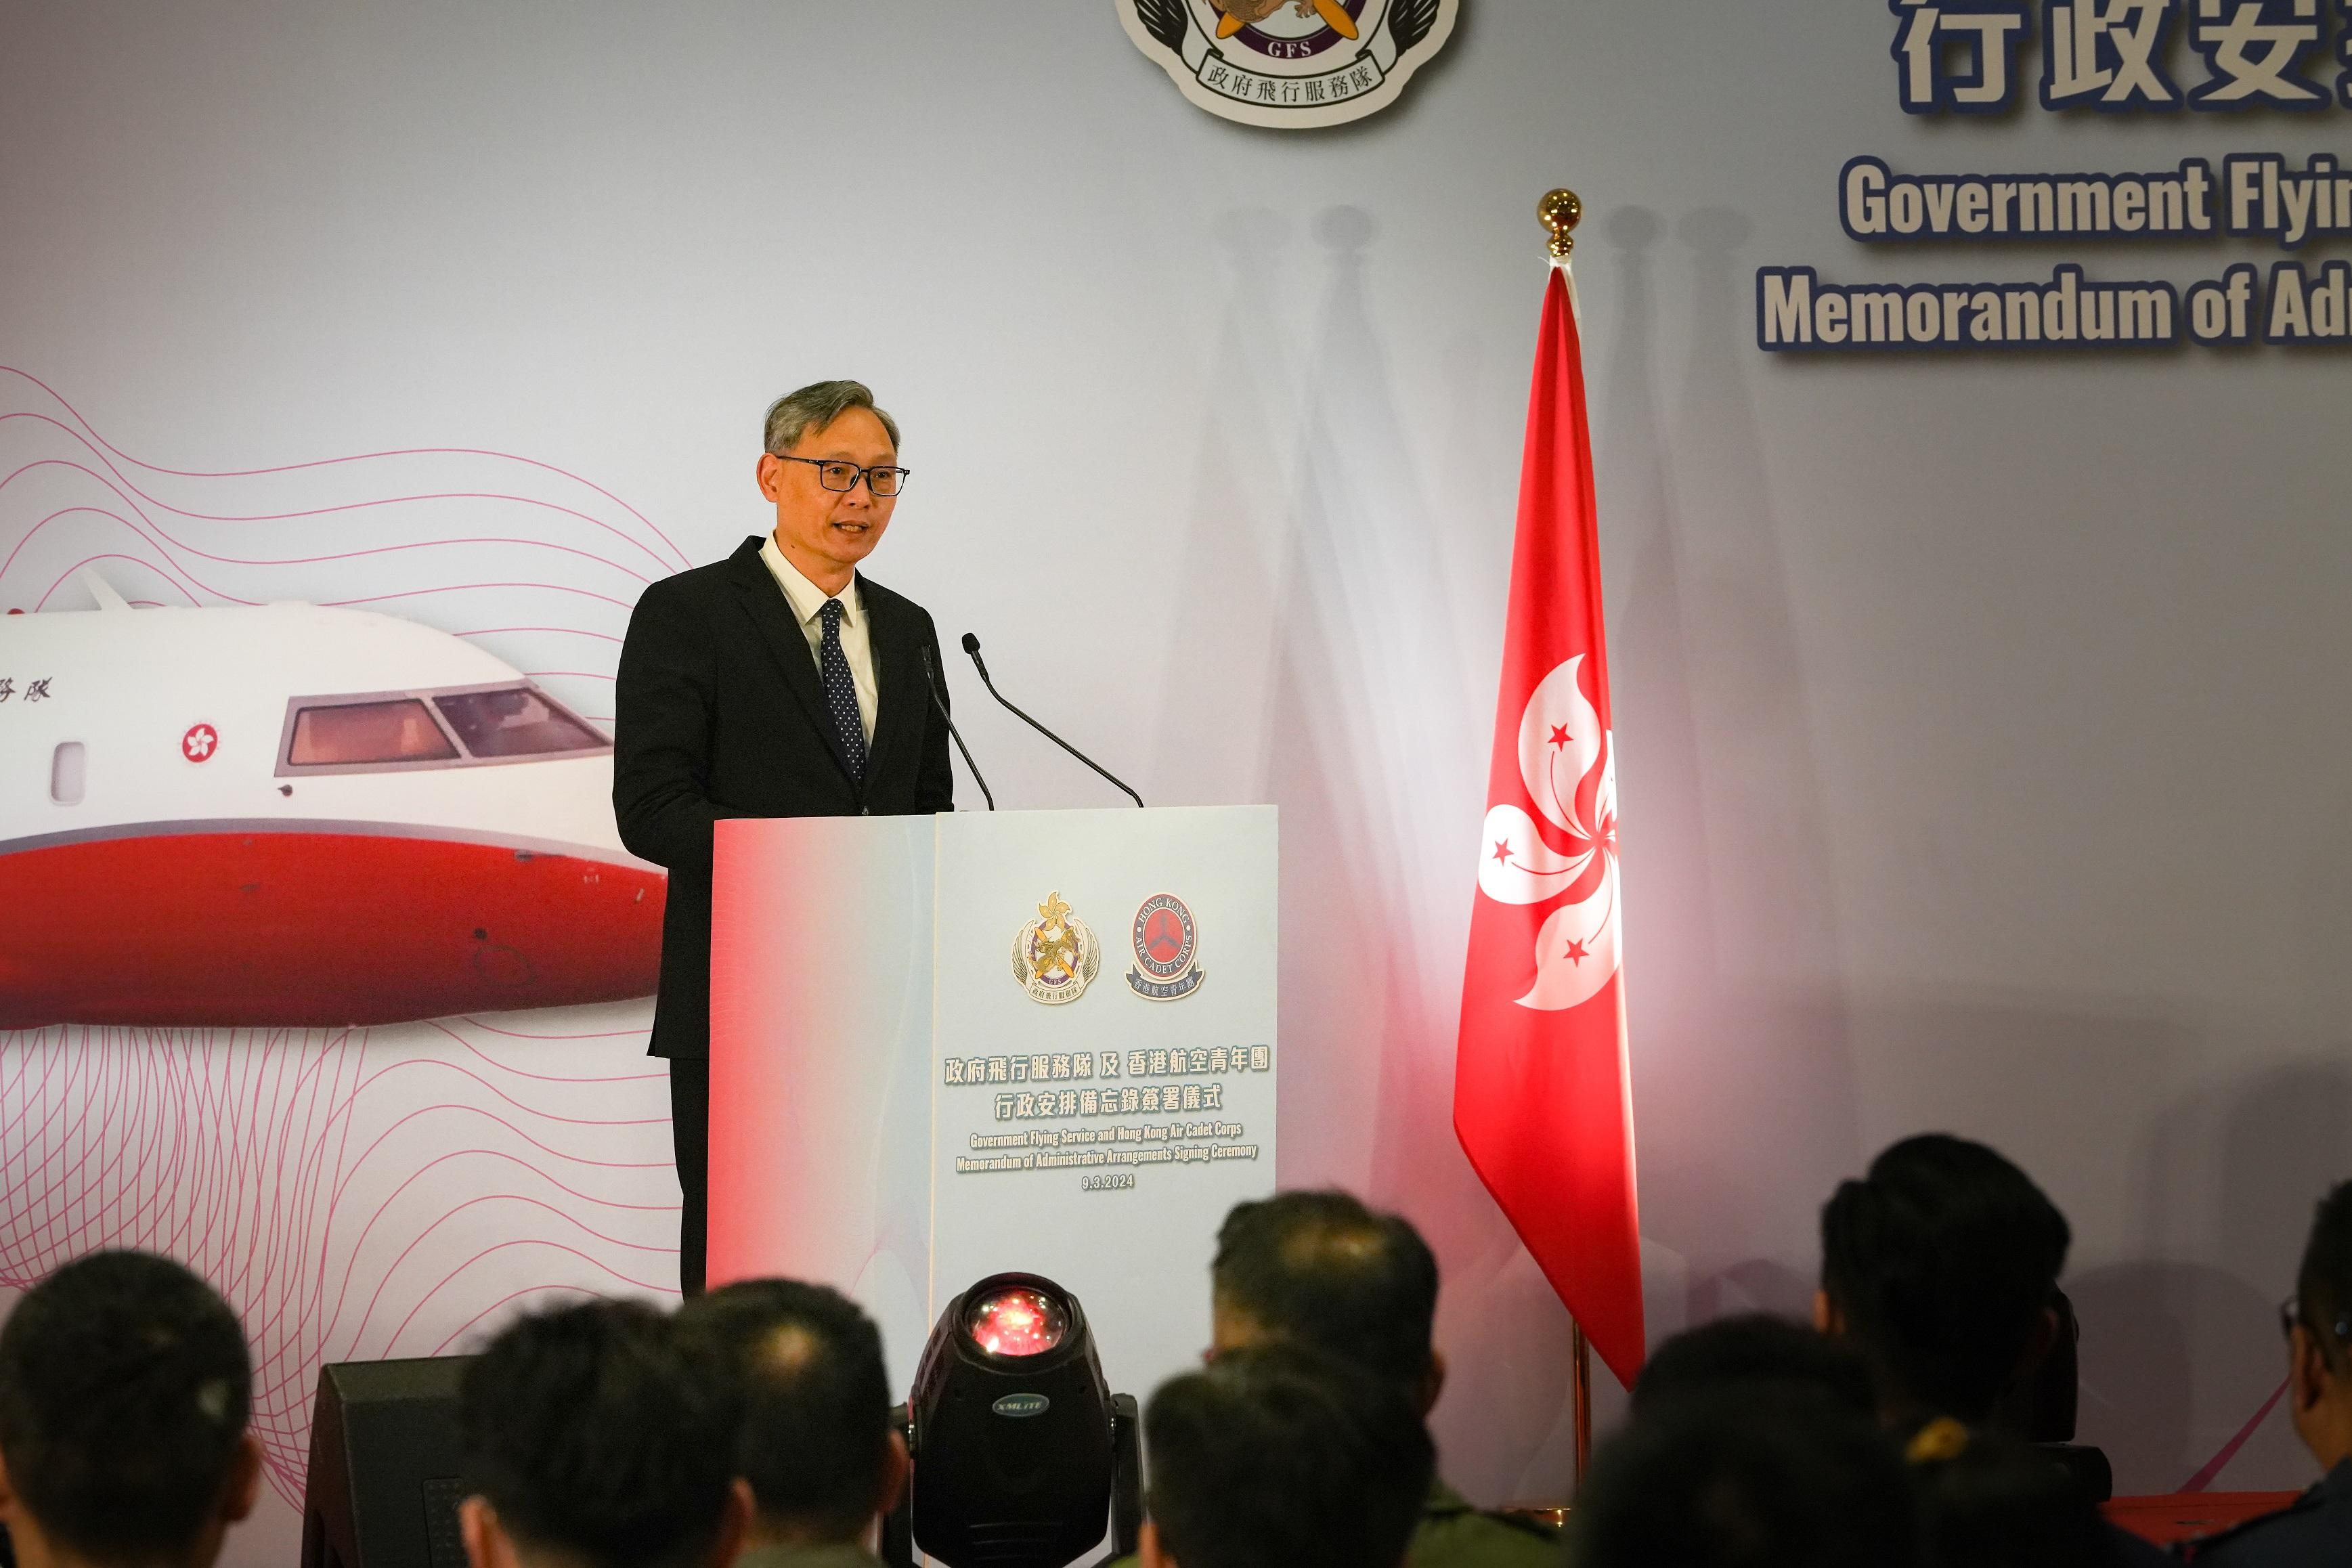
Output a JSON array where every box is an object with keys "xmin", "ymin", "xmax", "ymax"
[{"xmin": 758, "ymin": 533, "xmax": 877, "ymax": 743}]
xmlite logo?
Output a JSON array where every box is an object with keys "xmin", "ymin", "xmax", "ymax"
[{"xmin": 991, "ymin": 1393, "xmax": 1051, "ymax": 1418}]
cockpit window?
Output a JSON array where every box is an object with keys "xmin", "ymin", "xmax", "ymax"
[
  {"xmin": 278, "ymin": 681, "xmax": 609, "ymax": 775},
  {"xmin": 433, "ymin": 687, "xmax": 605, "ymax": 758},
  {"xmin": 288, "ymin": 699, "xmax": 460, "ymax": 766}
]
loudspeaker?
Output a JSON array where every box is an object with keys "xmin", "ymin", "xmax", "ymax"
[{"xmin": 299, "ymin": 1357, "xmax": 477, "ymax": 1568}]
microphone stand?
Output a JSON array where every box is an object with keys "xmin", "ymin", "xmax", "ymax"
[
  {"xmin": 921, "ymin": 645, "xmax": 994, "ymax": 810},
  {"xmin": 961, "ymin": 634, "xmax": 1144, "ymax": 808}
]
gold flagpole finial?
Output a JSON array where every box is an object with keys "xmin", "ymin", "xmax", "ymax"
[{"xmin": 1538, "ymin": 188, "xmax": 1583, "ymax": 260}]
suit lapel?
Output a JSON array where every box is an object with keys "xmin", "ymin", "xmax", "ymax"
[
  {"xmin": 860, "ymin": 579, "xmax": 922, "ymax": 793},
  {"xmin": 725, "ymin": 540, "xmax": 857, "ymax": 784}
]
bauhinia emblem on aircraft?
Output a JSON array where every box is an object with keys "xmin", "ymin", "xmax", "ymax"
[{"xmin": 1117, "ymin": 0, "xmax": 1458, "ymax": 129}]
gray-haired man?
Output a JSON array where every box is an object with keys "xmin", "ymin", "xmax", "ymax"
[{"xmin": 614, "ymin": 380, "xmax": 954, "ymax": 1293}]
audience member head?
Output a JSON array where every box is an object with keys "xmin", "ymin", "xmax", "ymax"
[
  {"xmin": 2288, "ymin": 1179, "xmax": 2352, "ymax": 1473},
  {"xmin": 1210, "ymin": 1190, "xmax": 1441, "ymax": 1409},
  {"xmin": 1817, "ymin": 1133, "xmax": 2072, "ymax": 1424},
  {"xmin": 1141, "ymin": 1344, "xmax": 1432, "ymax": 1568},
  {"xmin": 1632, "ymin": 1313, "xmax": 1876, "ymax": 1422},
  {"xmin": 1902, "ymin": 1418, "xmax": 2106, "ymax": 1568},
  {"xmin": 0, "ymin": 1253, "xmax": 260, "ymax": 1568},
  {"xmin": 458, "ymin": 1299, "xmax": 743, "ymax": 1568},
  {"xmin": 1572, "ymin": 1386, "xmax": 1920, "ymax": 1568},
  {"xmin": 676, "ymin": 1280, "xmax": 905, "ymax": 1548}
]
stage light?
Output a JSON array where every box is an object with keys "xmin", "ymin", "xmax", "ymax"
[
  {"xmin": 967, "ymin": 1284, "xmax": 1066, "ymax": 1358},
  {"xmin": 888, "ymin": 1271, "xmax": 1139, "ymax": 1568}
]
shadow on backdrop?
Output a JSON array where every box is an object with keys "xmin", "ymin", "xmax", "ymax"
[
  {"xmin": 1150, "ymin": 206, "xmax": 1297, "ymax": 805},
  {"xmin": 1604, "ymin": 204, "xmax": 1867, "ymax": 1344},
  {"xmin": 1261, "ymin": 204, "xmax": 1584, "ymax": 1504},
  {"xmin": 2079, "ymin": 1057, "xmax": 2352, "ymax": 1491}
]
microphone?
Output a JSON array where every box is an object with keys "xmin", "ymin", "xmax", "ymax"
[
  {"xmin": 961, "ymin": 632, "xmax": 1144, "ymax": 808},
  {"xmin": 921, "ymin": 644, "xmax": 994, "ymax": 810}
]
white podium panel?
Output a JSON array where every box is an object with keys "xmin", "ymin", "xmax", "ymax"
[{"xmin": 710, "ymin": 805, "xmax": 1277, "ymax": 1405}]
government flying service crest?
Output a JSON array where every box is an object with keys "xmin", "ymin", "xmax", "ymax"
[
  {"xmin": 1127, "ymin": 892, "xmax": 1206, "ymax": 1000},
  {"xmin": 1118, "ymin": 0, "xmax": 1457, "ymax": 129},
  {"xmin": 1013, "ymin": 892, "xmax": 1102, "ymax": 1005}
]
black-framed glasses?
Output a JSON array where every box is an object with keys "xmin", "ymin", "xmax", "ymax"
[
  {"xmin": 2280, "ymin": 1294, "xmax": 2352, "ymax": 1347},
  {"xmin": 770, "ymin": 454, "xmax": 910, "ymax": 497}
]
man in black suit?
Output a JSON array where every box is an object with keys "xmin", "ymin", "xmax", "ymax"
[{"xmin": 613, "ymin": 380, "xmax": 953, "ymax": 1294}]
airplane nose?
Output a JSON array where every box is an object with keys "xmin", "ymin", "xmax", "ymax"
[{"xmin": 0, "ymin": 831, "xmax": 666, "ymax": 1029}]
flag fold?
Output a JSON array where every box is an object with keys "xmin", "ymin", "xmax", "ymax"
[{"xmin": 1454, "ymin": 263, "xmax": 1645, "ymax": 1387}]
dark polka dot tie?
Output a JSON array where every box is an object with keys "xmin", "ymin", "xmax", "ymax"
[{"xmin": 817, "ymin": 597, "xmax": 868, "ymax": 783}]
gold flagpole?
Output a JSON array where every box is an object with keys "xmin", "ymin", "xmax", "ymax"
[
  {"xmin": 1539, "ymin": 181, "xmax": 1594, "ymax": 1494},
  {"xmin": 1571, "ymin": 1320, "xmax": 1593, "ymax": 1484}
]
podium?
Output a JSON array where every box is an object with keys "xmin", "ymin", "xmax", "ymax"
[{"xmin": 707, "ymin": 806, "xmax": 1278, "ymax": 1405}]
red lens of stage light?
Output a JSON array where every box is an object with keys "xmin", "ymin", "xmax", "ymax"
[{"xmin": 965, "ymin": 1287, "xmax": 1067, "ymax": 1357}]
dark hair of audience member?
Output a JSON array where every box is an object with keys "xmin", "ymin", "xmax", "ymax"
[
  {"xmin": 1144, "ymin": 1343, "xmax": 1433, "ymax": 1568},
  {"xmin": 460, "ymin": 1300, "xmax": 734, "ymax": 1568},
  {"xmin": 2298, "ymin": 1179, "xmax": 2352, "ymax": 1373},
  {"xmin": 1632, "ymin": 1313, "xmax": 1877, "ymax": 1422},
  {"xmin": 1904, "ymin": 1418, "xmax": 2107, "ymax": 1568},
  {"xmin": 1210, "ymin": 1190, "xmax": 1438, "ymax": 1394},
  {"xmin": 676, "ymin": 1280, "xmax": 892, "ymax": 1542},
  {"xmin": 1573, "ymin": 1385, "xmax": 1921, "ymax": 1568},
  {"xmin": 1820, "ymin": 1133, "xmax": 2072, "ymax": 1422},
  {"xmin": 0, "ymin": 1251, "xmax": 254, "ymax": 1565}
]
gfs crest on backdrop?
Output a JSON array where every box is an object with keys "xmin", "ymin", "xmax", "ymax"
[{"xmin": 1118, "ymin": 0, "xmax": 1457, "ymax": 129}]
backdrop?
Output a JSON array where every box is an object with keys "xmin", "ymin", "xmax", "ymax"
[{"xmin": 4, "ymin": 3, "xmax": 2348, "ymax": 1561}]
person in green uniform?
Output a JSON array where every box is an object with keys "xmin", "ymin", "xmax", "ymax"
[
  {"xmin": 1118, "ymin": 1189, "xmax": 1559, "ymax": 1568},
  {"xmin": 677, "ymin": 1281, "xmax": 909, "ymax": 1568},
  {"xmin": 1141, "ymin": 1345, "xmax": 1432, "ymax": 1568}
]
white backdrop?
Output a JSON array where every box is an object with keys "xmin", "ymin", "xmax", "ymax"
[{"xmin": 4, "ymin": 5, "xmax": 2350, "ymax": 1559}]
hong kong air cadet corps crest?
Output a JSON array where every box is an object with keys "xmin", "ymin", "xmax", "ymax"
[
  {"xmin": 1117, "ymin": 0, "xmax": 1458, "ymax": 129},
  {"xmin": 1127, "ymin": 892, "xmax": 1206, "ymax": 1000},
  {"xmin": 1014, "ymin": 892, "xmax": 1102, "ymax": 1005}
]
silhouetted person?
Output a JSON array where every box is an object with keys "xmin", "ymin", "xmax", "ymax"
[
  {"xmin": 458, "ymin": 1300, "xmax": 745, "ymax": 1568},
  {"xmin": 1141, "ymin": 1345, "xmax": 1433, "ymax": 1568},
  {"xmin": 678, "ymin": 1280, "xmax": 907, "ymax": 1567},
  {"xmin": 2184, "ymin": 1179, "xmax": 2352, "ymax": 1565},
  {"xmin": 0, "ymin": 1253, "xmax": 262, "ymax": 1568},
  {"xmin": 1816, "ymin": 1134, "xmax": 2165, "ymax": 1567},
  {"xmin": 1904, "ymin": 1417, "xmax": 2108, "ymax": 1568},
  {"xmin": 1630, "ymin": 1312, "xmax": 1875, "ymax": 1422},
  {"xmin": 1816, "ymin": 1134, "xmax": 2071, "ymax": 1427},
  {"xmin": 1571, "ymin": 1385, "xmax": 1920, "ymax": 1568}
]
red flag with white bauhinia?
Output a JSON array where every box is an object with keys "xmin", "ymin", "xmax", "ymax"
[{"xmin": 1454, "ymin": 260, "xmax": 1645, "ymax": 1387}]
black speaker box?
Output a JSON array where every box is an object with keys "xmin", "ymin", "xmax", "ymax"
[{"xmin": 299, "ymin": 1357, "xmax": 476, "ymax": 1568}]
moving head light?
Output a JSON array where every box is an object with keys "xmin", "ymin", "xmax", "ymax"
[{"xmin": 887, "ymin": 1271, "xmax": 1139, "ymax": 1568}]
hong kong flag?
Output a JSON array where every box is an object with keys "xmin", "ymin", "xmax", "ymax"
[{"xmin": 1454, "ymin": 262, "xmax": 1645, "ymax": 1386}]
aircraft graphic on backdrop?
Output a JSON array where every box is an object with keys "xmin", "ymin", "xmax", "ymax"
[
  {"xmin": 0, "ymin": 371, "xmax": 692, "ymax": 1541},
  {"xmin": 0, "ymin": 575, "xmax": 663, "ymax": 1028}
]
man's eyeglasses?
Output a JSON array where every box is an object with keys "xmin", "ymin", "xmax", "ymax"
[
  {"xmin": 2279, "ymin": 1294, "xmax": 2352, "ymax": 1347},
  {"xmin": 770, "ymin": 454, "xmax": 910, "ymax": 497}
]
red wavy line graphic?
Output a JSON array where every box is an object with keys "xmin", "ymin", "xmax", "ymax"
[{"xmin": 0, "ymin": 373, "xmax": 687, "ymax": 1512}]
